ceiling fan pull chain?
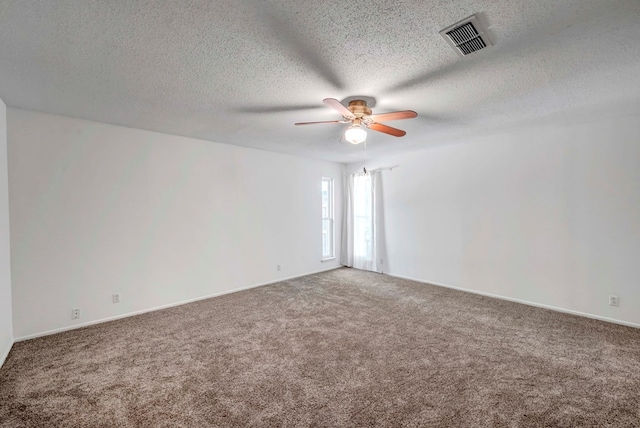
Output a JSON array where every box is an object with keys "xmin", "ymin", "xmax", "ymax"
[{"xmin": 363, "ymin": 140, "xmax": 367, "ymax": 174}]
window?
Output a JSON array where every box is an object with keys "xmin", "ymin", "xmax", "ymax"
[
  {"xmin": 353, "ymin": 173, "xmax": 373, "ymax": 261},
  {"xmin": 321, "ymin": 177, "xmax": 335, "ymax": 260}
]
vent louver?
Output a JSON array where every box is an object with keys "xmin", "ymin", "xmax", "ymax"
[{"xmin": 439, "ymin": 14, "xmax": 491, "ymax": 57}]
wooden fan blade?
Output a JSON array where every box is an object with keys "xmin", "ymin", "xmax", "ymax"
[
  {"xmin": 368, "ymin": 122, "xmax": 406, "ymax": 137},
  {"xmin": 295, "ymin": 120, "xmax": 343, "ymax": 125},
  {"xmin": 323, "ymin": 98, "xmax": 355, "ymax": 118},
  {"xmin": 368, "ymin": 110, "xmax": 418, "ymax": 122}
]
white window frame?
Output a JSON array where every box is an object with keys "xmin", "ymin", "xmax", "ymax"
[{"xmin": 321, "ymin": 177, "xmax": 335, "ymax": 261}]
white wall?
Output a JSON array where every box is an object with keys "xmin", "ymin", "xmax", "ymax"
[
  {"xmin": 350, "ymin": 113, "xmax": 640, "ymax": 326},
  {"xmin": 8, "ymin": 109, "xmax": 343, "ymax": 339},
  {"xmin": 0, "ymin": 98, "xmax": 13, "ymax": 365}
]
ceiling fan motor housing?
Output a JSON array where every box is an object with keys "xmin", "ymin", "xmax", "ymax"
[{"xmin": 347, "ymin": 100, "xmax": 372, "ymax": 117}]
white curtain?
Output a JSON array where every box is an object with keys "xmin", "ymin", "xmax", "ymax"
[{"xmin": 341, "ymin": 171, "xmax": 384, "ymax": 272}]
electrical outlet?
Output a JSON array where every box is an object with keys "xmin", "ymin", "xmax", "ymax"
[
  {"xmin": 71, "ymin": 308, "xmax": 80, "ymax": 320},
  {"xmin": 277, "ymin": 264, "xmax": 281, "ymax": 272},
  {"xmin": 112, "ymin": 293, "xmax": 121, "ymax": 304},
  {"xmin": 609, "ymin": 295, "xmax": 619, "ymax": 307}
]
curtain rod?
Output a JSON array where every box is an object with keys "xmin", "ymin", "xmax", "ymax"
[{"xmin": 369, "ymin": 165, "xmax": 399, "ymax": 172}]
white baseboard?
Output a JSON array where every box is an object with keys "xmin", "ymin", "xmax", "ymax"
[
  {"xmin": 15, "ymin": 266, "xmax": 342, "ymax": 342},
  {"xmin": 0, "ymin": 341, "xmax": 13, "ymax": 368},
  {"xmin": 386, "ymin": 272, "xmax": 640, "ymax": 329}
]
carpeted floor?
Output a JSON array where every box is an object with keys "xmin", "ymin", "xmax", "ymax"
[{"xmin": 1, "ymin": 268, "xmax": 639, "ymax": 427}]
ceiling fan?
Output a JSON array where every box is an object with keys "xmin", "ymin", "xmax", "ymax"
[{"xmin": 295, "ymin": 98, "xmax": 418, "ymax": 144}]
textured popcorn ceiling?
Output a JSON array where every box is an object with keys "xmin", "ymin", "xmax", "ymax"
[{"xmin": 1, "ymin": 0, "xmax": 639, "ymax": 163}]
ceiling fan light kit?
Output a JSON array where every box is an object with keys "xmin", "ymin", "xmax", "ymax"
[
  {"xmin": 345, "ymin": 124, "xmax": 367, "ymax": 144},
  {"xmin": 295, "ymin": 98, "xmax": 417, "ymax": 145}
]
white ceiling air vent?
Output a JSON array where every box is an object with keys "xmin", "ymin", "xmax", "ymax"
[{"xmin": 439, "ymin": 14, "xmax": 491, "ymax": 57}]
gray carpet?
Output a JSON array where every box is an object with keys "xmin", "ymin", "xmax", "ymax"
[{"xmin": 1, "ymin": 268, "xmax": 639, "ymax": 427}]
